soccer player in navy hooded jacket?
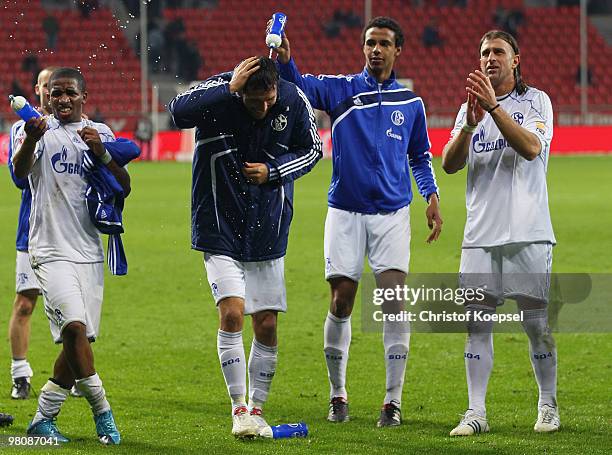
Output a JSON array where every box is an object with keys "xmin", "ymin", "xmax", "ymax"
[{"xmin": 169, "ymin": 56, "xmax": 321, "ymax": 438}]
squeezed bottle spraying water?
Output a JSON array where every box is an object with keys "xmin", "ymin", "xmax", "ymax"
[{"xmin": 266, "ymin": 12, "xmax": 287, "ymax": 57}]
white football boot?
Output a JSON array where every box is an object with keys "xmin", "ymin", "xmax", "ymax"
[
  {"xmin": 534, "ymin": 404, "xmax": 560, "ymax": 433},
  {"xmin": 450, "ymin": 409, "xmax": 490, "ymax": 436},
  {"xmin": 250, "ymin": 407, "xmax": 271, "ymax": 437},
  {"xmin": 231, "ymin": 405, "xmax": 258, "ymax": 438}
]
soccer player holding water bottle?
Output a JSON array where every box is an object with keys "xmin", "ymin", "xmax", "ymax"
[
  {"xmin": 274, "ymin": 16, "xmax": 443, "ymax": 427},
  {"xmin": 12, "ymin": 67, "xmax": 127, "ymax": 445},
  {"xmin": 6, "ymin": 66, "xmax": 57, "ymax": 400}
]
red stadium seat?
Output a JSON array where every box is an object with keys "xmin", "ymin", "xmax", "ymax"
[{"xmin": 2, "ymin": 0, "xmax": 610, "ymax": 128}]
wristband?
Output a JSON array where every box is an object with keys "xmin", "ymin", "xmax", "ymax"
[
  {"xmin": 461, "ymin": 123, "xmax": 477, "ymax": 134},
  {"xmin": 487, "ymin": 103, "xmax": 501, "ymax": 113},
  {"xmin": 100, "ymin": 150, "xmax": 112, "ymax": 165}
]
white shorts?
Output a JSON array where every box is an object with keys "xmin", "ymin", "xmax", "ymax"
[
  {"xmin": 460, "ymin": 243, "xmax": 553, "ymax": 304},
  {"xmin": 324, "ymin": 206, "xmax": 411, "ymax": 281},
  {"xmin": 34, "ymin": 261, "xmax": 104, "ymax": 343},
  {"xmin": 15, "ymin": 251, "xmax": 42, "ymax": 294},
  {"xmin": 204, "ymin": 254, "xmax": 287, "ymax": 315}
]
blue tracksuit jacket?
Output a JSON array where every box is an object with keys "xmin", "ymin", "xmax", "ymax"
[{"xmin": 278, "ymin": 59, "xmax": 438, "ymax": 213}]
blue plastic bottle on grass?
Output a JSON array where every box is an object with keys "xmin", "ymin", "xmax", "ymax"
[{"xmin": 260, "ymin": 422, "xmax": 308, "ymax": 439}]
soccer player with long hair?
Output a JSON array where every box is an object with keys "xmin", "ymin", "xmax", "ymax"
[{"xmin": 443, "ymin": 30, "xmax": 559, "ymax": 435}]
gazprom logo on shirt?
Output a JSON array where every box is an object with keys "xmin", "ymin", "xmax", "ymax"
[
  {"xmin": 386, "ymin": 128, "xmax": 403, "ymax": 141},
  {"xmin": 51, "ymin": 146, "xmax": 83, "ymax": 175},
  {"xmin": 472, "ymin": 126, "xmax": 508, "ymax": 154}
]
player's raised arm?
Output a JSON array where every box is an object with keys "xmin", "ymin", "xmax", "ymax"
[
  {"xmin": 272, "ymin": 26, "xmax": 291, "ymax": 64},
  {"xmin": 467, "ymin": 69, "xmax": 541, "ymax": 160},
  {"xmin": 12, "ymin": 116, "xmax": 47, "ymax": 180},
  {"xmin": 442, "ymin": 93, "xmax": 484, "ymax": 174},
  {"xmin": 168, "ymin": 79, "xmax": 226, "ymax": 129},
  {"xmin": 168, "ymin": 59, "xmax": 258, "ymax": 129},
  {"xmin": 274, "ymin": 30, "xmax": 334, "ymax": 112},
  {"xmin": 228, "ymin": 57, "xmax": 262, "ymax": 93},
  {"xmin": 8, "ymin": 122, "xmax": 30, "ymax": 189}
]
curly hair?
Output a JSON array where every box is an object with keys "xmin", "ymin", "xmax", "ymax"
[
  {"xmin": 49, "ymin": 67, "xmax": 86, "ymax": 92},
  {"xmin": 361, "ymin": 16, "xmax": 404, "ymax": 48}
]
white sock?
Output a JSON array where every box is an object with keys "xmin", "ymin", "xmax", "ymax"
[
  {"xmin": 383, "ymin": 320, "xmax": 410, "ymax": 406},
  {"xmin": 11, "ymin": 358, "xmax": 33, "ymax": 380},
  {"xmin": 31, "ymin": 380, "xmax": 69, "ymax": 425},
  {"xmin": 75, "ymin": 373, "xmax": 111, "ymax": 416},
  {"xmin": 323, "ymin": 312, "xmax": 351, "ymax": 400},
  {"xmin": 217, "ymin": 329, "xmax": 247, "ymax": 410},
  {"xmin": 248, "ymin": 339, "xmax": 277, "ymax": 409},
  {"xmin": 465, "ymin": 306, "xmax": 495, "ymax": 417},
  {"xmin": 521, "ymin": 308, "xmax": 557, "ymax": 408}
]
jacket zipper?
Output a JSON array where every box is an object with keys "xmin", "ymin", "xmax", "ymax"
[{"xmin": 373, "ymin": 83, "xmax": 383, "ymax": 203}]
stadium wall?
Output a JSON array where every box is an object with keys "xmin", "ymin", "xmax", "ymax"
[{"xmin": 1, "ymin": 126, "xmax": 610, "ymax": 164}]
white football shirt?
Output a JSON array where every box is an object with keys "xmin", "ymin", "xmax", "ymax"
[
  {"xmin": 21, "ymin": 116, "xmax": 116, "ymax": 265},
  {"xmin": 450, "ymin": 87, "xmax": 556, "ymax": 248}
]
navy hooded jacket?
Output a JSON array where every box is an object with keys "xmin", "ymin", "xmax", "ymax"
[{"xmin": 168, "ymin": 73, "xmax": 322, "ymax": 261}]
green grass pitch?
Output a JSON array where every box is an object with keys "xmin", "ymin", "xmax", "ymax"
[{"xmin": 0, "ymin": 155, "xmax": 610, "ymax": 454}]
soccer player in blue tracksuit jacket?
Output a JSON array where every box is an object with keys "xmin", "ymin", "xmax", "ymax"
[
  {"xmin": 168, "ymin": 56, "xmax": 321, "ymax": 438},
  {"xmin": 275, "ymin": 16, "xmax": 443, "ymax": 427}
]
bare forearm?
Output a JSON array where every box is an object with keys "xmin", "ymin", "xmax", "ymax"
[
  {"xmin": 442, "ymin": 131, "xmax": 471, "ymax": 174},
  {"xmin": 12, "ymin": 138, "xmax": 37, "ymax": 179},
  {"xmin": 490, "ymin": 109, "xmax": 541, "ymax": 160},
  {"xmin": 106, "ymin": 161, "xmax": 131, "ymax": 197}
]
